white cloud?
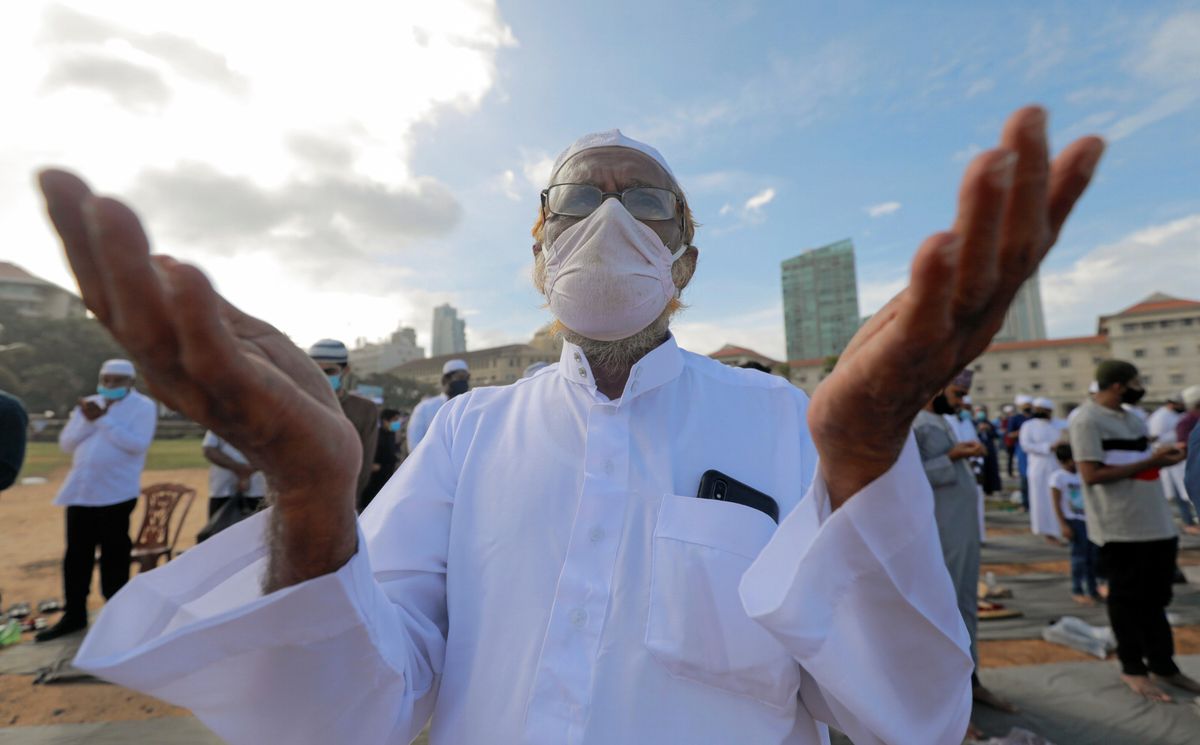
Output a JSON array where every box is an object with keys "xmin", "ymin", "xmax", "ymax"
[
  {"xmin": 965, "ymin": 78, "xmax": 994, "ymax": 98},
  {"xmin": 865, "ymin": 201, "xmax": 901, "ymax": 218},
  {"xmin": 718, "ymin": 203, "xmax": 733, "ymax": 216},
  {"xmin": 952, "ymin": 143, "xmax": 983, "ymax": 163},
  {"xmin": 858, "ymin": 276, "xmax": 907, "ymax": 316},
  {"xmin": 744, "ymin": 187, "xmax": 776, "ymax": 212},
  {"xmin": 1022, "ymin": 19, "xmax": 1070, "ymax": 79},
  {"xmin": 521, "ymin": 151, "xmax": 555, "ymax": 191},
  {"xmin": 671, "ymin": 304, "xmax": 786, "ymax": 361},
  {"xmin": 1, "ymin": 0, "xmax": 515, "ymax": 350},
  {"xmin": 1104, "ymin": 10, "xmax": 1200, "ymax": 141},
  {"xmin": 1041, "ymin": 213, "xmax": 1200, "ymax": 336},
  {"xmin": 497, "ymin": 169, "xmax": 521, "ymax": 201}
]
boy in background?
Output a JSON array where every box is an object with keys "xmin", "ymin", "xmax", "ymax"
[{"xmin": 1051, "ymin": 443, "xmax": 1100, "ymax": 606}]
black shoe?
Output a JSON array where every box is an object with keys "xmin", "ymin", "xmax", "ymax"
[{"xmin": 34, "ymin": 616, "xmax": 87, "ymax": 643}]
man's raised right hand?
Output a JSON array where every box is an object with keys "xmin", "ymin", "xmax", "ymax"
[{"xmin": 40, "ymin": 170, "xmax": 361, "ymax": 589}]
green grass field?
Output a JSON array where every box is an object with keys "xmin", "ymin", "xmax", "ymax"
[{"xmin": 21, "ymin": 438, "xmax": 209, "ymax": 479}]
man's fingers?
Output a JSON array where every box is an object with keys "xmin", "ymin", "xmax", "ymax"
[
  {"xmin": 1046, "ymin": 136, "xmax": 1106, "ymax": 247},
  {"xmin": 997, "ymin": 107, "xmax": 1051, "ymax": 276},
  {"xmin": 84, "ymin": 197, "xmax": 178, "ymax": 365},
  {"xmin": 950, "ymin": 149, "xmax": 1017, "ymax": 315},
  {"xmin": 38, "ymin": 170, "xmax": 110, "ymax": 322},
  {"xmin": 903, "ymin": 231, "xmax": 962, "ymax": 344}
]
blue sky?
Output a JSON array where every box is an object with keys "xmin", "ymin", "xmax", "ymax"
[{"xmin": 3, "ymin": 1, "xmax": 1198, "ymax": 360}]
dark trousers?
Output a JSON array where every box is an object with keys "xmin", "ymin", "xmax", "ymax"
[
  {"xmin": 1065, "ymin": 518, "xmax": 1099, "ymax": 595},
  {"xmin": 1100, "ymin": 537, "xmax": 1180, "ymax": 677},
  {"xmin": 62, "ymin": 499, "xmax": 137, "ymax": 621},
  {"xmin": 1020, "ymin": 475, "xmax": 1029, "ymax": 511},
  {"xmin": 208, "ymin": 495, "xmax": 265, "ymax": 519}
]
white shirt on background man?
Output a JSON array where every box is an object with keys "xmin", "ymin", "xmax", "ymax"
[
  {"xmin": 55, "ymin": 390, "xmax": 157, "ymax": 507},
  {"xmin": 76, "ymin": 336, "xmax": 971, "ymax": 745},
  {"xmin": 405, "ymin": 392, "xmax": 447, "ymax": 453},
  {"xmin": 203, "ymin": 430, "xmax": 267, "ymax": 498}
]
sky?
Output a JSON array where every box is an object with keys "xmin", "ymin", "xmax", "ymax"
[{"xmin": 2, "ymin": 1, "xmax": 1198, "ymax": 361}]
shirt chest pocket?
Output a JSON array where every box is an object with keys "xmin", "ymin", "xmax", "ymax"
[{"xmin": 645, "ymin": 493, "xmax": 801, "ymax": 710}]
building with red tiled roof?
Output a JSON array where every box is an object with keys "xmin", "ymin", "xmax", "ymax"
[
  {"xmin": 708, "ymin": 344, "xmax": 781, "ymax": 370},
  {"xmin": 0, "ymin": 262, "xmax": 86, "ymax": 320}
]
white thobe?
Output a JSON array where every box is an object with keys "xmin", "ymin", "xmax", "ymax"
[
  {"xmin": 55, "ymin": 391, "xmax": 157, "ymax": 507},
  {"xmin": 1019, "ymin": 418, "xmax": 1062, "ymax": 537},
  {"xmin": 405, "ymin": 392, "xmax": 447, "ymax": 452},
  {"xmin": 75, "ymin": 336, "xmax": 972, "ymax": 745}
]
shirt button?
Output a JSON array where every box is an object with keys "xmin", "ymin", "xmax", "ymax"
[
  {"xmin": 578, "ymin": 368, "xmax": 587, "ymax": 377},
  {"xmin": 589, "ymin": 527, "xmax": 605, "ymax": 543},
  {"xmin": 569, "ymin": 608, "xmax": 587, "ymax": 628},
  {"xmin": 574, "ymin": 352, "xmax": 582, "ymax": 362}
]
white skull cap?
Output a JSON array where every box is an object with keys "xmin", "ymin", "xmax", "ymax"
[
  {"xmin": 1015, "ymin": 394, "xmax": 1034, "ymax": 405},
  {"xmin": 442, "ymin": 359, "xmax": 469, "ymax": 375},
  {"xmin": 100, "ymin": 358, "xmax": 135, "ymax": 377},
  {"xmin": 550, "ymin": 129, "xmax": 677, "ymax": 184},
  {"xmin": 1034, "ymin": 397, "xmax": 1055, "ymax": 410}
]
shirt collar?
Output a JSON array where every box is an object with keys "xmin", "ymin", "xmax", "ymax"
[{"xmin": 557, "ymin": 333, "xmax": 684, "ymax": 402}]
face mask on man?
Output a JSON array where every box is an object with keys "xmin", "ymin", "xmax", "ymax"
[
  {"xmin": 327, "ymin": 374, "xmax": 342, "ymax": 391},
  {"xmin": 1032, "ymin": 411, "xmax": 1051, "ymax": 419},
  {"xmin": 542, "ymin": 198, "xmax": 687, "ymax": 342},
  {"xmin": 447, "ymin": 379, "xmax": 469, "ymax": 399},
  {"xmin": 96, "ymin": 384, "xmax": 129, "ymax": 401},
  {"xmin": 1121, "ymin": 384, "xmax": 1145, "ymax": 405},
  {"xmin": 388, "ymin": 420, "xmax": 402, "ymax": 433}
]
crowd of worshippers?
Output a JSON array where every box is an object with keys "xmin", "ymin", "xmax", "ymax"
[{"xmin": 916, "ymin": 359, "xmax": 1200, "ymax": 708}]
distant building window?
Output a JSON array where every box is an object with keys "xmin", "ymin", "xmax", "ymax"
[
  {"xmin": 1184, "ymin": 318, "xmax": 1194, "ymax": 326},
  {"xmin": 798, "ymin": 376, "xmax": 807, "ymax": 383},
  {"xmin": 1063, "ymin": 381, "xmax": 1075, "ymax": 390},
  {"xmin": 973, "ymin": 363, "xmax": 983, "ymax": 372},
  {"xmin": 1142, "ymin": 322, "xmax": 1155, "ymax": 330},
  {"xmin": 1166, "ymin": 346, "xmax": 1179, "ymax": 356},
  {"xmin": 1161, "ymin": 320, "xmax": 1176, "ymax": 328},
  {"xmin": 1029, "ymin": 359, "xmax": 1040, "ymax": 369},
  {"xmin": 976, "ymin": 384, "xmax": 986, "ymax": 393},
  {"xmin": 1059, "ymin": 357, "xmax": 1071, "ymax": 368},
  {"xmin": 1000, "ymin": 362, "xmax": 1010, "ymax": 371},
  {"xmin": 1133, "ymin": 348, "xmax": 1146, "ymax": 358},
  {"xmin": 1003, "ymin": 384, "xmax": 1014, "ymax": 393},
  {"xmin": 1093, "ymin": 357, "xmax": 1102, "ymax": 365},
  {"xmin": 1142, "ymin": 375, "xmax": 1153, "ymax": 385},
  {"xmin": 1032, "ymin": 383, "xmax": 1043, "ymax": 391},
  {"xmin": 1170, "ymin": 373, "xmax": 1185, "ymax": 385},
  {"xmin": 1121, "ymin": 323, "xmax": 1137, "ymax": 332}
]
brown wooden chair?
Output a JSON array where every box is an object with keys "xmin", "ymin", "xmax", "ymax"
[{"xmin": 130, "ymin": 482, "xmax": 196, "ymax": 573}]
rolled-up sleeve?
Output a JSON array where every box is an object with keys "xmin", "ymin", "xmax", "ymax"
[
  {"xmin": 739, "ymin": 436, "xmax": 972, "ymax": 745},
  {"xmin": 74, "ymin": 402, "xmax": 462, "ymax": 745}
]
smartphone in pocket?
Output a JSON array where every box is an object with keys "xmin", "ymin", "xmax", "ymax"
[{"xmin": 696, "ymin": 470, "xmax": 779, "ymax": 523}]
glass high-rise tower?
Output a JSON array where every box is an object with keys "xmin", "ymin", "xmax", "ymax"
[{"xmin": 781, "ymin": 239, "xmax": 861, "ymax": 361}]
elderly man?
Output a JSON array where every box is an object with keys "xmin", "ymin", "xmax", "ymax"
[
  {"xmin": 406, "ymin": 358, "xmax": 469, "ymax": 451},
  {"xmin": 42, "ymin": 107, "xmax": 1102, "ymax": 744},
  {"xmin": 913, "ymin": 373, "xmax": 1012, "ymax": 735},
  {"xmin": 308, "ymin": 339, "xmax": 379, "ymax": 501},
  {"xmin": 1021, "ymin": 397, "xmax": 1064, "ymax": 541},
  {"xmin": 1070, "ymin": 360, "xmax": 1199, "ymax": 701},
  {"xmin": 36, "ymin": 359, "xmax": 157, "ymax": 642}
]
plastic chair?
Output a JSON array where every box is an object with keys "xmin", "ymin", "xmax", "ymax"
[{"xmin": 130, "ymin": 483, "xmax": 196, "ymax": 573}]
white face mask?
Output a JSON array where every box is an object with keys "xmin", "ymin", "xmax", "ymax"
[{"xmin": 543, "ymin": 198, "xmax": 688, "ymax": 342}]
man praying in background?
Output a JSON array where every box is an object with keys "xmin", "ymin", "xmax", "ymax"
[
  {"xmin": 42, "ymin": 106, "xmax": 1103, "ymax": 744},
  {"xmin": 1021, "ymin": 397, "xmax": 1064, "ymax": 542},
  {"xmin": 308, "ymin": 339, "xmax": 378, "ymax": 501},
  {"xmin": 1070, "ymin": 360, "xmax": 1200, "ymax": 702},
  {"xmin": 37, "ymin": 359, "xmax": 156, "ymax": 642}
]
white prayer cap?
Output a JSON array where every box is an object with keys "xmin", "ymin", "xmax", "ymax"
[
  {"xmin": 99, "ymin": 359, "xmax": 135, "ymax": 377},
  {"xmin": 962, "ymin": 394, "xmax": 973, "ymax": 405},
  {"xmin": 1015, "ymin": 394, "xmax": 1033, "ymax": 406},
  {"xmin": 308, "ymin": 339, "xmax": 349, "ymax": 364},
  {"xmin": 1183, "ymin": 385, "xmax": 1200, "ymax": 409},
  {"xmin": 1088, "ymin": 380, "xmax": 1100, "ymax": 394},
  {"xmin": 550, "ymin": 129, "xmax": 677, "ymax": 184},
  {"xmin": 442, "ymin": 359, "xmax": 469, "ymax": 375},
  {"xmin": 523, "ymin": 361, "xmax": 550, "ymax": 378},
  {"xmin": 1033, "ymin": 397, "xmax": 1055, "ymax": 411}
]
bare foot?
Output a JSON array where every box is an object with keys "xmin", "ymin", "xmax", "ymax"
[
  {"xmin": 973, "ymin": 684, "xmax": 1018, "ymax": 713},
  {"xmin": 1121, "ymin": 674, "xmax": 1172, "ymax": 702},
  {"xmin": 1071, "ymin": 594, "xmax": 1096, "ymax": 606},
  {"xmin": 1154, "ymin": 672, "xmax": 1200, "ymax": 693}
]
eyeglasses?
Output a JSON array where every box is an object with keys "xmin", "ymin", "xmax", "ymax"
[{"xmin": 541, "ymin": 183, "xmax": 680, "ymax": 221}]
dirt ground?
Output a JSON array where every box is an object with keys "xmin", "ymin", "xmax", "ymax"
[{"xmin": 1, "ymin": 465, "xmax": 211, "ymax": 727}]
